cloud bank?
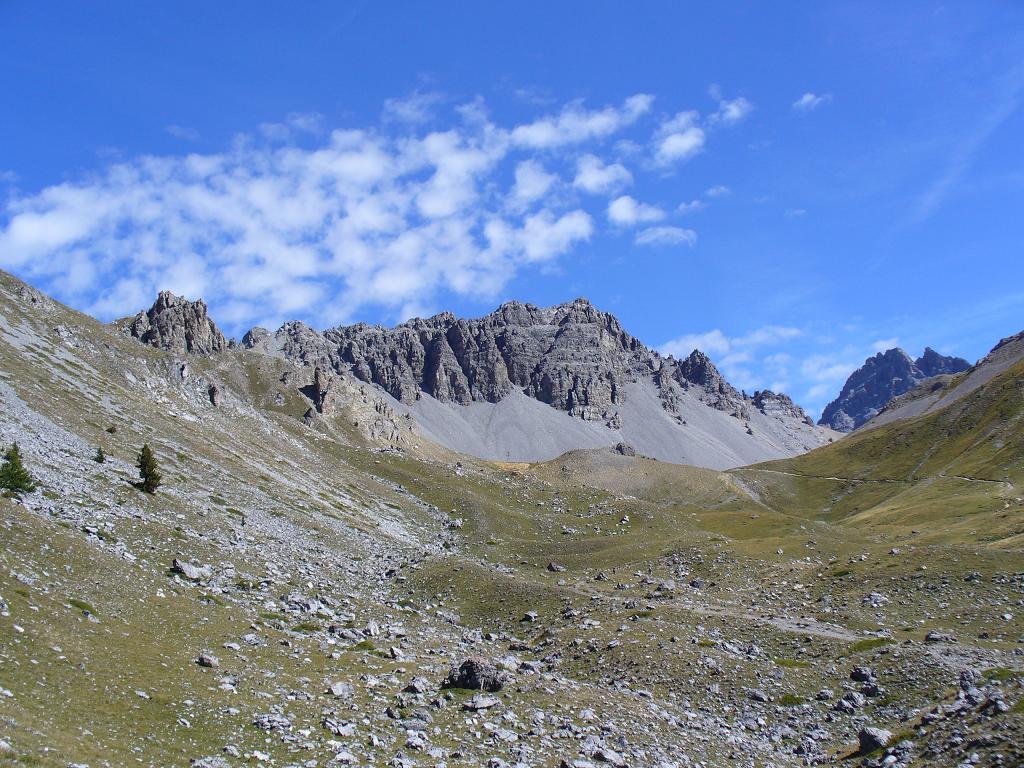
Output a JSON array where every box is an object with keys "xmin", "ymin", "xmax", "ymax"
[{"xmin": 0, "ymin": 91, "xmax": 748, "ymax": 332}]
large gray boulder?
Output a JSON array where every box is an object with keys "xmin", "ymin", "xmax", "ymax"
[{"xmin": 443, "ymin": 656, "xmax": 505, "ymax": 692}]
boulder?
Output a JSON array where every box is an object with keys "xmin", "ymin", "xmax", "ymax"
[
  {"xmin": 172, "ymin": 559, "xmax": 212, "ymax": 582},
  {"xmin": 858, "ymin": 727, "xmax": 893, "ymax": 753},
  {"xmin": 443, "ymin": 657, "xmax": 505, "ymax": 692}
]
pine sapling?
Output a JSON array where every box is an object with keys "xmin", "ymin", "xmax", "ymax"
[
  {"xmin": 136, "ymin": 444, "xmax": 161, "ymax": 494},
  {"xmin": 0, "ymin": 443, "xmax": 37, "ymax": 496}
]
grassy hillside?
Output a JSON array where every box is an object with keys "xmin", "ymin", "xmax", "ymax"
[{"xmin": 732, "ymin": 357, "xmax": 1024, "ymax": 548}]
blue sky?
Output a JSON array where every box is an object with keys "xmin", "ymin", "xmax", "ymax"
[{"xmin": 2, "ymin": 2, "xmax": 1023, "ymax": 417}]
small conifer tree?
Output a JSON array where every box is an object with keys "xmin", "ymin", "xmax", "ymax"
[
  {"xmin": 136, "ymin": 444, "xmax": 161, "ymax": 494},
  {"xmin": 94, "ymin": 446, "xmax": 106, "ymax": 463},
  {"xmin": 0, "ymin": 443, "xmax": 36, "ymax": 496}
]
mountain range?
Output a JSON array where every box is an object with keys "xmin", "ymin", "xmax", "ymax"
[{"xmin": 127, "ymin": 290, "xmax": 835, "ymax": 469}]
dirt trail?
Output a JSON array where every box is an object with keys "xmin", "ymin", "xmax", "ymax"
[{"xmin": 743, "ymin": 468, "xmax": 1013, "ymax": 492}]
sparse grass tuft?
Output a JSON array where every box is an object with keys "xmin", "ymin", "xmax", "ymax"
[
  {"xmin": 775, "ymin": 658, "xmax": 809, "ymax": 668},
  {"xmin": 67, "ymin": 597, "xmax": 96, "ymax": 614}
]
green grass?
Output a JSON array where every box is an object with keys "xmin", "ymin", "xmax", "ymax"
[
  {"xmin": 847, "ymin": 637, "xmax": 895, "ymax": 654},
  {"xmin": 983, "ymin": 667, "xmax": 1022, "ymax": 682},
  {"xmin": 776, "ymin": 694, "xmax": 803, "ymax": 706}
]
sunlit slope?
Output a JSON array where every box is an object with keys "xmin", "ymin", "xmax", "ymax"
[{"xmin": 733, "ymin": 357, "xmax": 1024, "ymax": 547}]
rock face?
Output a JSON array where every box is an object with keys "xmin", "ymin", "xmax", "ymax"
[
  {"xmin": 819, "ymin": 347, "xmax": 970, "ymax": 431},
  {"xmin": 128, "ymin": 292, "xmax": 229, "ymax": 355},
  {"xmin": 243, "ymin": 297, "xmax": 815, "ymax": 430}
]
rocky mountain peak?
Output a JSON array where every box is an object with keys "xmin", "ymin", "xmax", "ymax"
[
  {"xmin": 127, "ymin": 291, "xmax": 229, "ymax": 355},
  {"xmin": 819, "ymin": 346, "xmax": 970, "ymax": 432}
]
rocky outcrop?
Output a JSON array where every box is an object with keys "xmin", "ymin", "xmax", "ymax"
[
  {"xmin": 819, "ymin": 347, "xmax": 970, "ymax": 431},
  {"xmin": 752, "ymin": 390, "xmax": 815, "ymax": 426},
  {"xmin": 128, "ymin": 292, "xmax": 229, "ymax": 355},
  {"xmin": 303, "ymin": 366, "xmax": 338, "ymax": 415},
  {"xmin": 242, "ymin": 321, "xmax": 330, "ymax": 366}
]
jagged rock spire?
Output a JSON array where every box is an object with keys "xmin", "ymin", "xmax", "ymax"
[{"xmin": 128, "ymin": 291, "xmax": 229, "ymax": 356}]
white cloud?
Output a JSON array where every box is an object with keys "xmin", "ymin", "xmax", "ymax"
[
  {"xmin": 521, "ymin": 210, "xmax": 593, "ymax": 261},
  {"xmin": 166, "ymin": 125, "xmax": 199, "ymax": 141},
  {"xmin": 258, "ymin": 112, "xmax": 324, "ymax": 141},
  {"xmin": 739, "ymin": 326, "xmax": 802, "ymax": 347},
  {"xmin": 607, "ymin": 195, "xmax": 665, "ymax": 226},
  {"xmin": 800, "ymin": 354, "xmax": 858, "ymax": 386},
  {"xmin": 573, "ymin": 154, "xmax": 632, "ymax": 194},
  {"xmin": 707, "ymin": 85, "xmax": 754, "ymax": 126},
  {"xmin": 871, "ymin": 337, "xmax": 900, "ymax": 352},
  {"xmin": 792, "ymin": 92, "xmax": 832, "ymax": 112},
  {"xmin": 784, "ymin": 208, "xmax": 807, "ymax": 218},
  {"xmin": 382, "ymin": 90, "xmax": 444, "ymax": 124},
  {"xmin": 660, "ymin": 329, "xmax": 731, "ymax": 358},
  {"xmin": 653, "ymin": 111, "xmax": 706, "ymax": 165},
  {"xmin": 659, "ymin": 324, "xmax": 807, "ymax": 397},
  {"xmin": 659, "ymin": 325, "xmax": 802, "ymax": 359},
  {"xmin": 677, "ymin": 199, "xmax": 704, "ymax": 214},
  {"xmin": 0, "ymin": 91, "xmax": 754, "ymax": 334},
  {"xmin": 510, "ymin": 94, "xmax": 654, "ymax": 149},
  {"xmin": 705, "ymin": 184, "xmax": 730, "ymax": 197},
  {"xmin": 635, "ymin": 226, "xmax": 696, "ymax": 247},
  {"xmin": 510, "ymin": 160, "xmax": 557, "ymax": 209}
]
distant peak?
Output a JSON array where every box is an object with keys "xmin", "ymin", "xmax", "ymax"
[{"xmin": 819, "ymin": 343, "xmax": 969, "ymax": 431}]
